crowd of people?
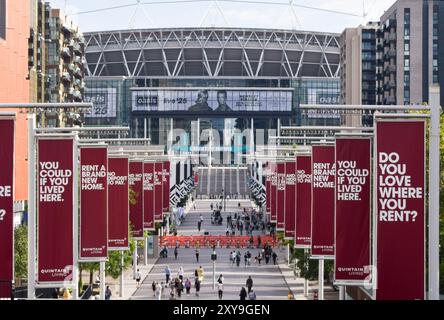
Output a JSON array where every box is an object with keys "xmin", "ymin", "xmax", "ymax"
[{"xmin": 229, "ymin": 245, "xmax": 278, "ymax": 267}]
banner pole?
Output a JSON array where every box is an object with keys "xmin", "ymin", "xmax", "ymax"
[
  {"xmin": 144, "ymin": 236, "xmax": 148, "ymax": 265},
  {"xmin": 339, "ymin": 286, "xmax": 345, "ymax": 300},
  {"xmin": 318, "ymin": 259, "xmax": 324, "ymax": 300},
  {"xmin": 27, "ymin": 115, "xmax": 36, "ymax": 300},
  {"xmin": 304, "ymin": 248, "xmax": 308, "ymax": 297},
  {"xmin": 133, "ymin": 240, "xmax": 138, "ymax": 279},
  {"xmin": 287, "ymin": 243, "xmax": 290, "ymax": 267},
  {"xmin": 120, "ymin": 251, "xmax": 124, "ymax": 298},
  {"xmin": 100, "ymin": 261, "xmax": 106, "ymax": 300},
  {"xmin": 72, "ymin": 137, "xmax": 79, "ymax": 300},
  {"xmin": 428, "ymin": 86, "xmax": 440, "ymax": 300}
]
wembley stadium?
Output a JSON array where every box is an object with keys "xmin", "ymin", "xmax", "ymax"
[{"xmin": 82, "ymin": 27, "xmax": 341, "ymax": 164}]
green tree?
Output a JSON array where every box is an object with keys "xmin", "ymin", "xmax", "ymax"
[{"xmin": 14, "ymin": 225, "xmax": 28, "ymax": 279}]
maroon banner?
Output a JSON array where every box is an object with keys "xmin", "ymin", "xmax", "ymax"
[
  {"xmin": 37, "ymin": 138, "xmax": 74, "ymax": 283},
  {"xmin": 295, "ymin": 155, "xmax": 312, "ymax": 248},
  {"xmin": 108, "ymin": 157, "xmax": 129, "ymax": 250},
  {"xmin": 270, "ymin": 162, "xmax": 277, "ymax": 222},
  {"xmin": 284, "ymin": 161, "xmax": 296, "ymax": 239},
  {"xmin": 0, "ymin": 118, "xmax": 14, "ymax": 297},
  {"xmin": 143, "ymin": 162, "xmax": 155, "ymax": 231},
  {"xmin": 129, "ymin": 161, "xmax": 144, "ymax": 239},
  {"xmin": 276, "ymin": 162, "xmax": 286, "ymax": 231},
  {"xmin": 265, "ymin": 162, "xmax": 271, "ymax": 212},
  {"xmin": 311, "ymin": 145, "xmax": 335, "ymax": 258},
  {"xmin": 162, "ymin": 161, "xmax": 170, "ymax": 212},
  {"xmin": 154, "ymin": 162, "xmax": 163, "ymax": 222},
  {"xmin": 375, "ymin": 120, "xmax": 425, "ymax": 300},
  {"xmin": 335, "ymin": 138, "xmax": 371, "ymax": 284},
  {"xmin": 80, "ymin": 147, "xmax": 108, "ymax": 261}
]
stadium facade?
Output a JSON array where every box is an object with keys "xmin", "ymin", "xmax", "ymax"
[{"xmin": 83, "ymin": 27, "xmax": 341, "ymax": 164}]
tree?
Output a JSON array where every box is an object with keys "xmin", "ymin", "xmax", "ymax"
[{"xmin": 14, "ymin": 225, "xmax": 28, "ymax": 279}]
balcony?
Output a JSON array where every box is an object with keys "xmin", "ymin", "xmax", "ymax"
[
  {"xmin": 73, "ymin": 67, "xmax": 83, "ymax": 79},
  {"xmin": 73, "ymin": 43, "xmax": 82, "ymax": 55},
  {"xmin": 61, "ymin": 47, "xmax": 71, "ymax": 58},
  {"xmin": 62, "ymin": 72, "xmax": 72, "ymax": 83}
]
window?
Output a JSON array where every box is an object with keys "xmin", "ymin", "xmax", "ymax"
[
  {"xmin": 0, "ymin": 0, "xmax": 6, "ymax": 40},
  {"xmin": 404, "ymin": 43, "xmax": 410, "ymax": 52}
]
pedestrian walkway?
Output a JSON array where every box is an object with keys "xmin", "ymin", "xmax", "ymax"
[
  {"xmin": 131, "ymin": 199, "xmax": 293, "ymax": 300},
  {"xmin": 106, "ymin": 258, "xmax": 157, "ymax": 300}
]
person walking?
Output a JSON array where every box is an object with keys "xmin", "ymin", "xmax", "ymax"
[
  {"xmin": 195, "ymin": 248, "xmax": 200, "ymax": 262},
  {"xmin": 152, "ymin": 281, "xmax": 157, "ymax": 296},
  {"xmin": 178, "ymin": 266, "xmax": 184, "ymax": 282},
  {"xmin": 105, "ymin": 286, "xmax": 112, "ymax": 300},
  {"xmin": 246, "ymin": 276, "xmax": 253, "ymax": 293},
  {"xmin": 135, "ymin": 269, "xmax": 142, "ymax": 287},
  {"xmin": 239, "ymin": 287, "xmax": 247, "ymax": 300},
  {"xmin": 244, "ymin": 252, "xmax": 248, "ymax": 267},
  {"xmin": 195, "ymin": 278, "xmax": 201, "ymax": 297},
  {"xmin": 217, "ymin": 281, "xmax": 224, "ymax": 300},
  {"xmin": 174, "ymin": 246, "xmax": 179, "ymax": 260},
  {"xmin": 217, "ymin": 274, "xmax": 224, "ymax": 284},
  {"xmin": 185, "ymin": 278, "xmax": 192, "ymax": 296},
  {"xmin": 272, "ymin": 251, "xmax": 278, "ymax": 265},
  {"xmin": 198, "ymin": 266, "xmax": 205, "ymax": 282},
  {"xmin": 236, "ymin": 251, "xmax": 241, "ymax": 267},
  {"xmin": 165, "ymin": 265, "xmax": 171, "ymax": 284},
  {"xmin": 155, "ymin": 282, "xmax": 162, "ymax": 300},
  {"xmin": 248, "ymin": 289, "xmax": 257, "ymax": 300}
]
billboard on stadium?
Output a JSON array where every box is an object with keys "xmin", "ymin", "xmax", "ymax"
[{"xmin": 131, "ymin": 89, "xmax": 293, "ymax": 113}]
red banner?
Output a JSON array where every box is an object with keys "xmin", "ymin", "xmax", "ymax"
[
  {"xmin": 0, "ymin": 118, "xmax": 14, "ymax": 297},
  {"xmin": 37, "ymin": 138, "xmax": 74, "ymax": 283},
  {"xmin": 295, "ymin": 155, "xmax": 312, "ymax": 248},
  {"xmin": 143, "ymin": 162, "xmax": 155, "ymax": 231},
  {"xmin": 154, "ymin": 162, "xmax": 163, "ymax": 222},
  {"xmin": 270, "ymin": 162, "xmax": 277, "ymax": 222},
  {"xmin": 265, "ymin": 162, "xmax": 271, "ymax": 212},
  {"xmin": 108, "ymin": 157, "xmax": 129, "ymax": 250},
  {"xmin": 311, "ymin": 145, "xmax": 335, "ymax": 258},
  {"xmin": 335, "ymin": 138, "xmax": 371, "ymax": 284},
  {"xmin": 284, "ymin": 161, "xmax": 296, "ymax": 239},
  {"xmin": 375, "ymin": 120, "xmax": 425, "ymax": 300},
  {"xmin": 276, "ymin": 162, "xmax": 286, "ymax": 231},
  {"xmin": 129, "ymin": 161, "xmax": 144, "ymax": 239},
  {"xmin": 80, "ymin": 147, "xmax": 108, "ymax": 261},
  {"xmin": 162, "ymin": 161, "xmax": 170, "ymax": 212}
]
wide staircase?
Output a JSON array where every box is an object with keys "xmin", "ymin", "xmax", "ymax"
[{"xmin": 196, "ymin": 166, "xmax": 250, "ymax": 198}]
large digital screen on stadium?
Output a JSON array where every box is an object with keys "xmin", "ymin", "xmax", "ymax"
[{"xmin": 131, "ymin": 89, "xmax": 293, "ymax": 113}]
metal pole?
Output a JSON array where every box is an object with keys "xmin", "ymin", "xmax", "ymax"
[
  {"xmin": 100, "ymin": 261, "xmax": 106, "ymax": 300},
  {"xmin": 339, "ymin": 286, "xmax": 345, "ymax": 300},
  {"xmin": 287, "ymin": 243, "xmax": 290, "ymax": 266},
  {"xmin": 213, "ymin": 261, "xmax": 216, "ymax": 291},
  {"xmin": 318, "ymin": 259, "xmax": 324, "ymax": 300},
  {"xmin": 133, "ymin": 240, "xmax": 138, "ymax": 279},
  {"xmin": 304, "ymin": 248, "xmax": 308, "ymax": 297},
  {"xmin": 27, "ymin": 115, "xmax": 36, "ymax": 300},
  {"xmin": 428, "ymin": 86, "xmax": 440, "ymax": 300},
  {"xmin": 72, "ymin": 136, "xmax": 79, "ymax": 300},
  {"xmin": 120, "ymin": 251, "xmax": 124, "ymax": 298},
  {"xmin": 144, "ymin": 236, "xmax": 148, "ymax": 265}
]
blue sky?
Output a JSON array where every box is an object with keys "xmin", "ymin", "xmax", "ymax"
[{"xmin": 48, "ymin": 0, "xmax": 396, "ymax": 33}]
